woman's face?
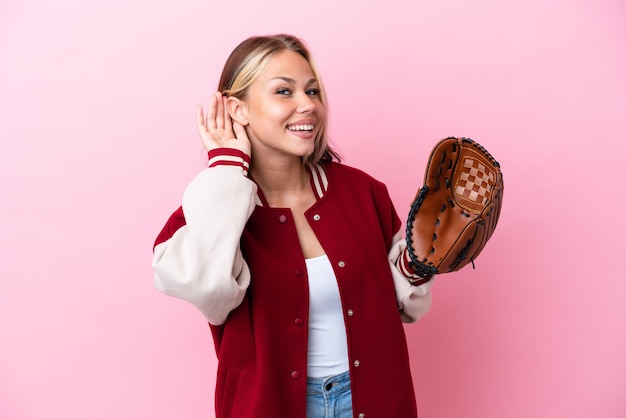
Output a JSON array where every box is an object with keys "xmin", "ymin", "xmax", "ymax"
[{"xmin": 239, "ymin": 49, "xmax": 326, "ymax": 162}]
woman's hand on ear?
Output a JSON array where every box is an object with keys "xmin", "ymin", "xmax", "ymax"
[{"xmin": 196, "ymin": 92, "xmax": 251, "ymax": 156}]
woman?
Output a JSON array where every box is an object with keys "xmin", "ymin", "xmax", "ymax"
[{"xmin": 152, "ymin": 34, "xmax": 434, "ymax": 418}]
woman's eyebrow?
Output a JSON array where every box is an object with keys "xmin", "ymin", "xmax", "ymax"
[{"xmin": 271, "ymin": 76, "xmax": 318, "ymax": 86}]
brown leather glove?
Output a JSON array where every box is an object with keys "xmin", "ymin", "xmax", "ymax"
[{"xmin": 406, "ymin": 137, "xmax": 504, "ymax": 280}]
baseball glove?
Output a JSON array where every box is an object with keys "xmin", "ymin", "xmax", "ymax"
[{"xmin": 405, "ymin": 137, "xmax": 503, "ymax": 280}]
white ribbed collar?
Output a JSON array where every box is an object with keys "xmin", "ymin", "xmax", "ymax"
[{"xmin": 253, "ymin": 164, "xmax": 329, "ymax": 207}]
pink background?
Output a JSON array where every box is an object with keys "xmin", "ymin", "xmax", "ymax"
[{"xmin": 1, "ymin": 0, "xmax": 625, "ymax": 417}]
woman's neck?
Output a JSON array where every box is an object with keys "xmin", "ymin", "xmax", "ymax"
[{"xmin": 250, "ymin": 157, "xmax": 311, "ymax": 207}]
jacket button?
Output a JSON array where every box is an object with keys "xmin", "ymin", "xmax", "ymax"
[
  {"xmin": 347, "ymin": 309, "xmax": 354, "ymax": 316},
  {"xmin": 294, "ymin": 318, "xmax": 304, "ymax": 327},
  {"xmin": 354, "ymin": 360, "xmax": 360, "ymax": 367},
  {"xmin": 313, "ymin": 214, "xmax": 321, "ymax": 221},
  {"xmin": 290, "ymin": 371, "xmax": 300, "ymax": 380},
  {"xmin": 278, "ymin": 214, "xmax": 288, "ymax": 223},
  {"xmin": 359, "ymin": 414, "xmax": 365, "ymax": 418},
  {"xmin": 338, "ymin": 261, "xmax": 346, "ymax": 268},
  {"xmin": 294, "ymin": 268, "xmax": 303, "ymax": 276}
]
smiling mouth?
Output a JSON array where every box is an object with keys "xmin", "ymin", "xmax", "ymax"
[{"xmin": 287, "ymin": 124, "xmax": 314, "ymax": 132}]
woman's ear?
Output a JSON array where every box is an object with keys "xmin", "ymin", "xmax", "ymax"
[{"xmin": 226, "ymin": 97, "xmax": 249, "ymax": 126}]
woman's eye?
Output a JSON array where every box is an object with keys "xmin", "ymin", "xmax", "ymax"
[
  {"xmin": 306, "ymin": 88, "xmax": 321, "ymax": 97},
  {"xmin": 276, "ymin": 88, "xmax": 291, "ymax": 95}
]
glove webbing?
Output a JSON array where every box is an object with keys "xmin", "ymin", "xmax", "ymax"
[{"xmin": 405, "ymin": 185, "xmax": 438, "ymax": 280}]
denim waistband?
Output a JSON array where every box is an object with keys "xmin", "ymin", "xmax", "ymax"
[{"xmin": 306, "ymin": 370, "xmax": 351, "ymax": 396}]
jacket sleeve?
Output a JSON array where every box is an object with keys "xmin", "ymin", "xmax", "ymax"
[
  {"xmin": 152, "ymin": 148, "xmax": 257, "ymax": 325},
  {"xmin": 369, "ymin": 177, "xmax": 434, "ymax": 323},
  {"xmin": 388, "ymin": 233, "xmax": 434, "ymax": 323}
]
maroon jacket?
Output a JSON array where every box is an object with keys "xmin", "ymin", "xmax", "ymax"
[{"xmin": 153, "ymin": 149, "xmax": 433, "ymax": 418}]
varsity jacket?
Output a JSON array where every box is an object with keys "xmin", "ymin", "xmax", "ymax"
[{"xmin": 153, "ymin": 148, "xmax": 434, "ymax": 418}]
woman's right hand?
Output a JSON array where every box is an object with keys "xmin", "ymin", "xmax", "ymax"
[{"xmin": 196, "ymin": 92, "xmax": 251, "ymax": 156}]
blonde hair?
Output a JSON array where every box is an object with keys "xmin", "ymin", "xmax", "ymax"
[{"xmin": 218, "ymin": 34, "xmax": 340, "ymax": 165}]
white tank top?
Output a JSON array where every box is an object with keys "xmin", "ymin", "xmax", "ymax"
[{"xmin": 305, "ymin": 254, "xmax": 350, "ymax": 378}]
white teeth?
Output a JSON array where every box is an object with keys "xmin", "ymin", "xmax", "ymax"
[{"xmin": 288, "ymin": 124, "xmax": 314, "ymax": 131}]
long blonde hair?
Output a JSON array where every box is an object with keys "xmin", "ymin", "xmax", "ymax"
[{"xmin": 218, "ymin": 34, "xmax": 340, "ymax": 165}]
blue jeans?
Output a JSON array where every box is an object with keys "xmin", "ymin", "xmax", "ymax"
[{"xmin": 306, "ymin": 370, "xmax": 353, "ymax": 418}]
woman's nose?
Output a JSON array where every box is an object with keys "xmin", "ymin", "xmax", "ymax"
[{"xmin": 296, "ymin": 92, "xmax": 315, "ymax": 113}]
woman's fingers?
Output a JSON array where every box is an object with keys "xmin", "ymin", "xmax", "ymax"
[
  {"xmin": 206, "ymin": 93, "xmax": 217, "ymax": 131},
  {"xmin": 232, "ymin": 121, "xmax": 248, "ymax": 141},
  {"xmin": 196, "ymin": 105, "xmax": 214, "ymax": 151},
  {"xmin": 232, "ymin": 121, "xmax": 252, "ymax": 155},
  {"xmin": 196, "ymin": 105, "xmax": 208, "ymax": 134},
  {"xmin": 214, "ymin": 92, "xmax": 224, "ymax": 131},
  {"xmin": 197, "ymin": 91, "xmax": 244, "ymax": 153},
  {"xmin": 222, "ymin": 96, "xmax": 233, "ymax": 134}
]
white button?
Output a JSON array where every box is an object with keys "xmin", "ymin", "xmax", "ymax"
[
  {"xmin": 354, "ymin": 360, "xmax": 360, "ymax": 367},
  {"xmin": 359, "ymin": 414, "xmax": 365, "ymax": 418},
  {"xmin": 338, "ymin": 261, "xmax": 345, "ymax": 267},
  {"xmin": 347, "ymin": 309, "xmax": 353, "ymax": 316},
  {"xmin": 313, "ymin": 214, "xmax": 321, "ymax": 221}
]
